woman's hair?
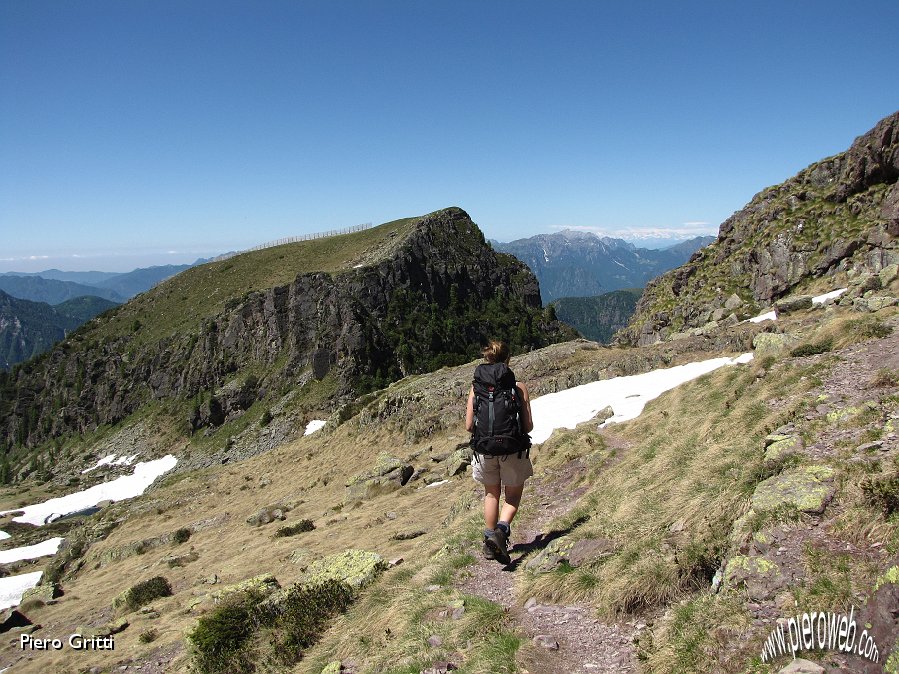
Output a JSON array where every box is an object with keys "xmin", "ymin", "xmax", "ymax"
[{"xmin": 482, "ymin": 340, "xmax": 510, "ymax": 364}]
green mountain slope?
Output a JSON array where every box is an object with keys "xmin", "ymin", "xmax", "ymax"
[
  {"xmin": 0, "ymin": 275, "xmax": 124, "ymax": 305},
  {"xmin": 0, "ymin": 291, "xmax": 118, "ymax": 370},
  {"xmin": 550, "ymin": 288, "xmax": 642, "ymax": 343}
]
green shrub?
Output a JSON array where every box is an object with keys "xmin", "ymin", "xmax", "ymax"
[
  {"xmin": 139, "ymin": 628, "xmax": 158, "ymax": 644},
  {"xmin": 115, "ymin": 576, "xmax": 172, "ymax": 613},
  {"xmin": 790, "ymin": 338, "xmax": 834, "ymax": 357},
  {"xmin": 172, "ymin": 527, "xmax": 192, "ymax": 544},
  {"xmin": 188, "ymin": 579, "xmax": 354, "ymax": 674},
  {"xmin": 273, "ymin": 520, "xmax": 315, "ymax": 538},
  {"xmin": 861, "ymin": 473, "xmax": 899, "ymax": 516},
  {"xmin": 188, "ymin": 592, "xmax": 259, "ymax": 674},
  {"xmin": 260, "ymin": 580, "xmax": 354, "ymax": 667},
  {"xmin": 260, "ymin": 409, "xmax": 273, "ymax": 427}
]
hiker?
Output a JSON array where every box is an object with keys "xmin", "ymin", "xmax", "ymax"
[{"xmin": 466, "ymin": 340, "xmax": 533, "ymax": 564}]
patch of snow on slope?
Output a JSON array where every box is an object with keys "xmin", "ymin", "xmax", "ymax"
[
  {"xmin": 748, "ymin": 288, "xmax": 847, "ymax": 323},
  {"xmin": 81, "ymin": 454, "xmax": 117, "ymax": 473},
  {"xmin": 0, "ymin": 537, "xmax": 64, "ymax": 564},
  {"xmin": 304, "ymin": 420, "xmax": 327, "ymax": 436},
  {"xmin": 0, "ymin": 571, "xmax": 43, "ymax": 610},
  {"xmin": 1, "ymin": 456, "xmax": 178, "ymax": 526},
  {"xmin": 529, "ymin": 353, "xmax": 753, "ymax": 444}
]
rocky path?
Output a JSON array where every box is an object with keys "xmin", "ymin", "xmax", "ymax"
[{"xmin": 458, "ymin": 455, "xmax": 640, "ymax": 674}]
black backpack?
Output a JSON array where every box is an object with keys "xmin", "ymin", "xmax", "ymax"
[{"xmin": 471, "ymin": 362, "xmax": 531, "ymax": 457}]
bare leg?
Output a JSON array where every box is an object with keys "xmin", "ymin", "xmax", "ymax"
[
  {"xmin": 484, "ymin": 484, "xmax": 501, "ymax": 529},
  {"xmin": 500, "ymin": 484, "xmax": 524, "ymax": 525}
]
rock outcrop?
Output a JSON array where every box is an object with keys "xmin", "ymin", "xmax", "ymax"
[{"xmin": 619, "ymin": 111, "xmax": 899, "ymax": 345}]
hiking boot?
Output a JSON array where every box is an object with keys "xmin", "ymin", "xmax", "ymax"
[
  {"xmin": 485, "ymin": 528, "xmax": 511, "ymax": 565},
  {"xmin": 482, "ymin": 538, "xmax": 495, "ymax": 560}
]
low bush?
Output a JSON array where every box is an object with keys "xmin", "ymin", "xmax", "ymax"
[
  {"xmin": 188, "ymin": 579, "xmax": 354, "ymax": 674},
  {"xmin": 172, "ymin": 527, "xmax": 192, "ymax": 544},
  {"xmin": 790, "ymin": 338, "xmax": 834, "ymax": 357},
  {"xmin": 273, "ymin": 520, "xmax": 315, "ymax": 538},
  {"xmin": 115, "ymin": 576, "xmax": 172, "ymax": 613},
  {"xmin": 861, "ymin": 473, "xmax": 899, "ymax": 516}
]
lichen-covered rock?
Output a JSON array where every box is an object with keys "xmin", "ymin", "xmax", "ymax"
[
  {"xmin": 21, "ymin": 583, "xmax": 61, "ymax": 603},
  {"xmin": 774, "ymin": 295, "xmax": 814, "ymax": 315},
  {"xmin": 212, "ymin": 573, "xmax": 281, "ymax": 602},
  {"xmin": 854, "ymin": 295, "xmax": 899, "ymax": 312},
  {"xmin": 751, "ymin": 465, "xmax": 835, "ymax": 515},
  {"xmin": 594, "ymin": 405, "xmax": 615, "ymax": 424},
  {"xmin": 345, "ymin": 454, "xmax": 414, "ymax": 502},
  {"xmin": 880, "ymin": 263, "xmax": 899, "ymax": 287},
  {"xmin": 444, "ymin": 446, "xmax": 473, "ymax": 477},
  {"xmin": 304, "ymin": 549, "xmax": 388, "ymax": 589},
  {"xmin": 753, "ymin": 333, "xmax": 798, "ymax": 356},
  {"xmin": 524, "ymin": 537, "xmax": 575, "ymax": 573},
  {"xmin": 765, "ymin": 436, "xmax": 804, "ymax": 462},
  {"xmin": 320, "ymin": 663, "xmax": 342, "ymax": 674},
  {"xmin": 723, "ymin": 555, "xmax": 784, "ymax": 600}
]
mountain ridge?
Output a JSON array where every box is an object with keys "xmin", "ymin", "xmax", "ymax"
[{"xmin": 495, "ymin": 232, "xmax": 714, "ymax": 303}]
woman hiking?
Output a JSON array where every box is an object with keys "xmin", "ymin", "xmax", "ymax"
[{"xmin": 465, "ymin": 340, "xmax": 534, "ymax": 565}]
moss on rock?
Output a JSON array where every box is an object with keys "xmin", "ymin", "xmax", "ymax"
[
  {"xmin": 304, "ymin": 549, "xmax": 388, "ymax": 589},
  {"xmin": 751, "ymin": 465, "xmax": 835, "ymax": 515}
]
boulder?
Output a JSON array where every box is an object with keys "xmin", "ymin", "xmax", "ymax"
[
  {"xmin": 594, "ymin": 406, "xmax": 615, "ymax": 424},
  {"xmin": 723, "ymin": 555, "xmax": 784, "ymax": 600},
  {"xmin": 567, "ymin": 538, "xmax": 618, "ymax": 567},
  {"xmin": 777, "ymin": 658, "xmax": 825, "ymax": 674},
  {"xmin": 764, "ymin": 436, "xmax": 804, "ymax": 463},
  {"xmin": 212, "ymin": 573, "xmax": 281, "ymax": 602},
  {"xmin": 752, "ymin": 333, "xmax": 798, "ymax": 357},
  {"xmin": 0, "ymin": 609, "xmax": 32, "ymax": 634},
  {"xmin": 320, "ymin": 663, "xmax": 342, "ymax": 674},
  {"xmin": 246, "ymin": 505, "xmax": 289, "ymax": 526},
  {"xmin": 724, "ymin": 293, "xmax": 743, "ymax": 310},
  {"xmin": 444, "ymin": 446, "xmax": 473, "ymax": 477},
  {"xmin": 751, "ymin": 465, "xmax": 835, "ymax": 515},
  {"xmin": 880, "ymin": 263, "xmax": 899, "ymax": 287},
  {"xmin": 303, "ymin": 549, "xmax": 388, "ymax": 589},
  {"xmin": 853, "ymin": 295, "xmax": 898, "ymax": 312},
  {"xmin": 774, "ymin": 295, "xmax": 813, "ymax": 315},
  {"xmin": 345, "ymin": 455, "xmax": 414, "ymax": 502},
  {"xmin": 21, "ymin": 583, "xmax": 61, "ymax": 603}
]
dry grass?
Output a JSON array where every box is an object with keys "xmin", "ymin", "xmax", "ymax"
[{"xmin": 520, "ymin": 360, "xmax": 818, "ymax": 618}]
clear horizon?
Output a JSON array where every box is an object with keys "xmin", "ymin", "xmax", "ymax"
[{"xmin": 2, "ymin": 1, "xmax": 898, "ymax": 273}]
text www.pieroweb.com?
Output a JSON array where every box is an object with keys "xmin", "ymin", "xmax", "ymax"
[{"xmin": 760, "ymin": 607, "xmax": 879, "ymax": 663}]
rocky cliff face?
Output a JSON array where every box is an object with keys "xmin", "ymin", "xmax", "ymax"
[
  {"xmin": 0, "ymin": 207, "xmax": 570, "ymax": 451},
  {"xmin": 619, "ymin": 111, "xmax": 899, "ymax": 345}
]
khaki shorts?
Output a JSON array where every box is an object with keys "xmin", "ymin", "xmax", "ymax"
[{"xmin": 472, "ymin": 452, "xmax": 534, "ymax": 487}]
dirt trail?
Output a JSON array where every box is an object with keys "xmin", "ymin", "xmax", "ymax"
[{"xmin": 458, "ymin": 452, "xmax": 640, "ymax": 674}]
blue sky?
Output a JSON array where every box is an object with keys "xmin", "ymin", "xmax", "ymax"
[{"xmin": 1, "ymin": 1, "xmax": 897, "ymax": 272}]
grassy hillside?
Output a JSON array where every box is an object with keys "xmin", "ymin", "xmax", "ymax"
[{"xmin": 95, "ymin": 217, "xmax": 417, "ymax": 347}]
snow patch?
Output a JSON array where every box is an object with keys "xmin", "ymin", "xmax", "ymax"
[
  {"xmin": 81, "ymin": 454, "xmax": 117, "ymax": 473},
  {"xmin": 529, "ymin": 353, "xmax": 753, "ymax": 444},
  {"xmin": 748, "ymin": 288, "xmax": 847, "ymax": 323},
  {"xmin": 813, "ymin": 288, "xmax": 847, "ymax": 304},
  {"xmin": 1, "ymin": 455, "xmax": 178, "ymax": 526},
  {"xmin": 0, "ymin": 537, "xmax": 64, "ymax": 564},
  {"xmin": 0, "ymin": 531, "xmax": 9, "ymax": 541},
  {"xmin": 0, "ymin": 571, "xmax": 43, "ymax": 610},
  {"xmin": 304, "ymin": 420, "xmax": 327, "ymax": 436},
  {"xmin": 425, "ymin": 480, "xmax": 449, "ymax": 488}
]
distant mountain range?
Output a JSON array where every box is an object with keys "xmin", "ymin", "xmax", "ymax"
[
  {"xmin": 0, "ymin": 263, "xmax": 197, "ymax": 304},
  {"xmin": 0, "ymin": 290, "xmax": 118, "ymax": 370},
  {"xmin": 494, "ymin": 232, "xmax": 714, "ymax": 304}
]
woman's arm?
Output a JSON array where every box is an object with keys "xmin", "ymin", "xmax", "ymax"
[
  {"xmin": 517, "ymin": 382, "xmax": 534, "ymax": 433},
  {"xmin": 465, "ymin": 386, "xmax": 475, "ymax": 432}
]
